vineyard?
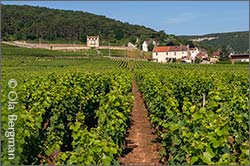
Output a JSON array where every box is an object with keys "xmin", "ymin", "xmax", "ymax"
[
  {"xmin": 136, "ymin": 70, "xmax": 249, "ymax": 164},
  {"xmin": 1, "ymin": 44, "xmax": 249, "ymax": 165}
]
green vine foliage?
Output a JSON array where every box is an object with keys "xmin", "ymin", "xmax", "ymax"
[
  {"xmin": 2, "ymin": 58, "xmax": 249, "ymax": 165},
  {"xmin": 2, "ymin": 72, "xmax": 133, "ymax": 165},
  {"xmin": 136, "ymin": 70, "xmax": 249, "ymax": 165}
]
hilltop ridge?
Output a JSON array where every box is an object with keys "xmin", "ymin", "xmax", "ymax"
[
  {"xmin": 179, "ymin": 31, "xmax": 249, "ymax": 53},
  {"xmin": 1, "ymin": 4, "xmax": 182, "ymax": 46}
]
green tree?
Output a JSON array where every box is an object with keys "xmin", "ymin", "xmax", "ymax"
[
  {"xmin": 219, "ymin": 46, "xmax": 230, "ymax": 61},
  {"xmin": 195, "ymin": 57, "xmax": 201, "ymax": 64},
  {"xmin": 148, "ymin": 43, "xmax": 155, "ymax": 51},
  {"xmin": 1, "ymin": 4, "xmax": 189, "ymax": 46},
  {"xmin": 156, "ymin": 30, "xmax": 167, "ymax": 42},
  {"xmin": 166, "ymin": 41, "xmax": 175, "ymax": 46},
  {"xmin": 130, "ymin": 36, "xmax": 137, "ymax": 45}
]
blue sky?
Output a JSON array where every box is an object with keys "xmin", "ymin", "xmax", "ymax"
[{"xmin": 2, "ymin": 1, "xmax": 249, "ymax": 35}]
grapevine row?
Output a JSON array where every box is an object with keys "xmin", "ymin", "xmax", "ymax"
[
  {"xmin": 2, "ymin": 72, "xmax": 133, "ymax": 165},
  {"xmin": 136, "ymin": 70, "xmax": 248, "ymax": 164}
]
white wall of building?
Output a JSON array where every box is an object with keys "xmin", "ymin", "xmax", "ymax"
[
  {"xmin": 190, "ymin": 48, "xmax": 199, "ymax": 59},
  {"xmin": 152, "ymin": 51, "xmax": 189, "ymax": 63},
  {"xmin": 142, "ymin": 41, "xmax": 148, "ymax": 52},
  {"xmin": 240, "ymin": 59, "xmax": 249, "ymax": 62},
  {"xmin": 152, "ymin": 52, "xmax": 166, "ymax": 62},
  {"xmin": 87, "ymin": 36, "xmax": 99, "ymax": 47}
]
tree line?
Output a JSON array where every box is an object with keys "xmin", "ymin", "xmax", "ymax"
[{"xmin": 1, "ymin": 4, "xmax": 184, "ymax": 46}]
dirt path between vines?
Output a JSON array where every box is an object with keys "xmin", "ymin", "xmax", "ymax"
[{"xmin": 119, "ymin": 80, "xmax": 160, "ymax": 165}]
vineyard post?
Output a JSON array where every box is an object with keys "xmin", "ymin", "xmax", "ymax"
[{"xmin": 202, "ymin": 93, "xmax": 206, "ymax": 107}]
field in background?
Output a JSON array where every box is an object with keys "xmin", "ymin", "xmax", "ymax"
[
  {"xmin": 2, "ymin": 42, "xmax": 149, "ymax": 58},
  {"xmin": 3, "ymin": 43, "xmax": 246, "ymax": 82}
]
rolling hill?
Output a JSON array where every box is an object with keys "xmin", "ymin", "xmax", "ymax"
[
  {"xmin": 2, "ymin": 4, "xmax": 248, "ymax": 53},
  {"xmin": 1, "ymin": 4, "xmax": 182, "ymax": 46},
  {"xmin": 179, "ymin": 31, "xmax": 249, "ymax": 53}
]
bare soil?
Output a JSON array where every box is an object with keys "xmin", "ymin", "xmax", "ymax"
[{"xmin": 119, "ymin": 80, "xmax": 161, "ymax": 165}]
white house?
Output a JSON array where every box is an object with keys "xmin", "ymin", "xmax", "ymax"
[
  {"xmin": 152, "ymin": 40, "xmax": 158, "ymax": 46},
  {"xmin": 189, "ymin": 47, "xmax": 200, "ymax": 59},
  {"xmin": 142, "ymin": 39, "xmax": 159, "ymax": 52},
  {"xmin": 87, "ymin": 35, "xmax": 99, "ymax": 47},
  {"xmin": 136, "ymin": 37, "xmax": 139, "ymax": 44},
  {"xmin": 152, "ymin": 45, "xmax": 192, "ymax": 63},
  {"xmin": 142, "ymin": 41, "xmax": 148, "ymax": 52}
]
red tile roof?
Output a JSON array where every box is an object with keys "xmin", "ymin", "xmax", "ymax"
[
  {"xmin": 153, "ymin": 46, "xmax": 188, "ymax": 52},
  {"xmin": 212, "ymin": 51, "xmax": 220, "ymax": 57},
  {"xmin": 196, "ymin": 52, "xmax": 207, "ymax": 59},
  {"xmin": 153, "ymin": 46, "xmax": 169, "ymax": 52}
]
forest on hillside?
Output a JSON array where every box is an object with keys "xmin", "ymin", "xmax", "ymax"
[
  {"xmin": 1, "ymin": 4, "xmax": 184, "ymax": 46},
  {"xmin": 2, "ymin": 4, "xmax": 247, "ymax": 53},
  {"xmin": 179, "ymin": 31, "xmax": 249, "ymax": 53}
]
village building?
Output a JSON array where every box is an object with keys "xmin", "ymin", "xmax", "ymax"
[
  {"xmin": 208, "ymin": 51, "xmax": 220, "ymax": 64},
  {"xmin": 136, "ymin": 37, "xmax": 139, "ymax": 44},
  {"xmin": 152, "ymin": 40, "xmax": 159, "ymax": 46},
  {"xmin": 142, "ymin": 39, "xmax": 159, "ymax": 52},
  {"xmin": 210, "ymin": 58, "xmax": 218, "ymax": 64},
  {"xmin": 196, "ymin": 52, "xmax": 208, "ymax": 60},
  {"xmin": 152, "ymin": 45, "xmax": 199, "ymax": 63},
  {"xmin": 212, "ymin": 51, "xmax": 220, "ymax": 58},
  {"xmin": 189, "ymin": 47, "xmax": 200, "ymax": 59},
  {"xmin": 230, "ymin": 54, "xmax": 249, "ymax": 63},
  {"xmin": 195, "ymin": 52, "xmax": 210, "ymax": 63},
  {"xmin": 200, "ymin": 60, "xmax": 210, "ymax": 64},
  {"xmin": 142, "ymin": 41, "xmax": 148, "ymax": 52},
  {"xmin": 87, "ymin": 35, "xmax": 99, "ymax": 47},
  {"xmin": 181, "ymin": 56, "xmax": 193, "ymax": 63}
]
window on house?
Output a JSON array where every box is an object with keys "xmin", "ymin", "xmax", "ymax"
[
  {"xmin": 182, "ymin": 52, "xmax": 184, "ymax": 54},
  {"xmin": 166, "ymin": 52, "xmax": 168, "ymax": 55},
  {"xmin": 156, "ymin": 52, "xmax": 158, "ymax": 56},
  {"xmin": 174, "ymin": 52, "xmax": 176, "ymax": 55}
]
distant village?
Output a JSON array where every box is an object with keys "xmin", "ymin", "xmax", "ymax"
[
  {"xmin": 6, "ymin": 35, "xmax": 247, "ymax": 64},
  {"xmin": 87, "ymin": 35, "xmax": 249, "ymax": 64}
]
